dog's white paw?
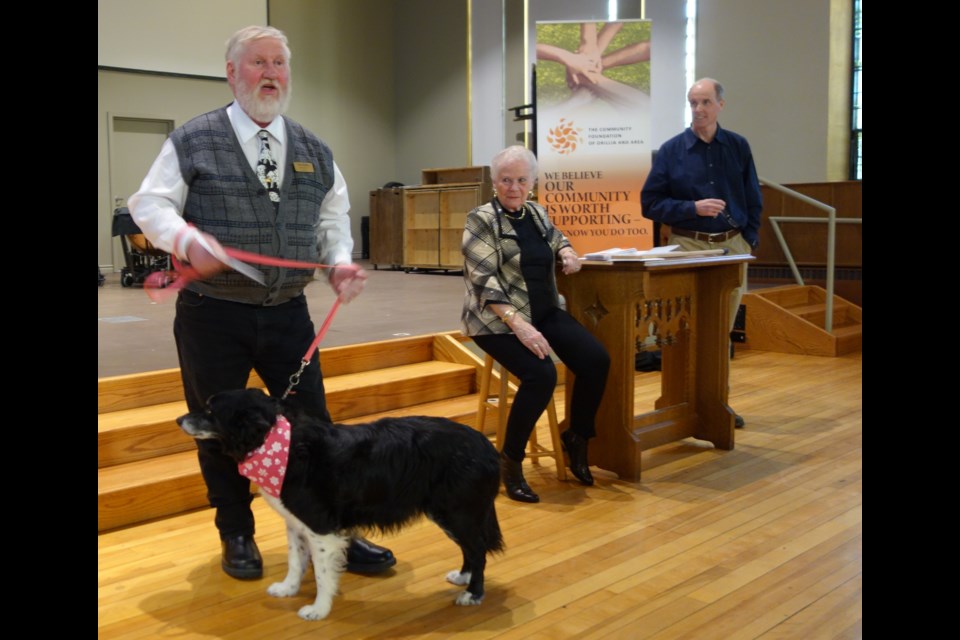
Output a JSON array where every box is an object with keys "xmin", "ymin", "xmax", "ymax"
[
  {"xmin": 297, "ymin": 601, "xmax": 332, "ymax": 621},
  {"xmin": 267, "ymin": 581, "xmax": 300, "ymax": 598},
  {"xmin": 454, "ymin": 591, "xmax": 483, "ymax": 606},
  {"xmin": 445, "ymin": 570, "xmax": 471, "ymax": 586}
]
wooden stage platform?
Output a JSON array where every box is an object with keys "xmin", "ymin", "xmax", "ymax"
[{"xmin": 98, "ymin": 349, "xmax": 862, "ymax": 639}]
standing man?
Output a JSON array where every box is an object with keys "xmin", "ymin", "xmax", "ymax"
[
  {"xmin": 129, "ymin": 25, "xmax": 395, "ymax": 579},
  {"xmin": 641, "ymin": 78, "xmax": 762, "ymax": 428}
]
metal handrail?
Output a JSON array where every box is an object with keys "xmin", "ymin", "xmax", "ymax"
[{"xmin": 758, "ymin": 178, "xmax": 862, "ymax": 333}]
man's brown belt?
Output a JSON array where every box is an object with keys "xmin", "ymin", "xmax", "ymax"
[{"xmin": 670, "ymin": 227, "xmax": 741, "ymax": 243}]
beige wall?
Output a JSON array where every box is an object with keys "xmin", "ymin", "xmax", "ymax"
[
  {"xmin": 393, "ymin": 0, "xmax": 470, "ymax": 185},
  {"xmin": 272, "ymin": 0, "xmax": 399, "ymax": 235},
  {"xmin": 503, "ymin": 0, "xmax": 528, "ymax": 151},
  {"xmin": 98, "ymin": 71, "xmax": 232, "ymax": 267},
  {"xmin": 98, "ymin": 0, "xmax": 855, "ymax": 268},
  {"xmin": 697, "ymin": 0, "xmax": 852, "ymax": 183},
  {"xmin": 98, "ymin": 0, "xmax": 462, "ymax": 270}
]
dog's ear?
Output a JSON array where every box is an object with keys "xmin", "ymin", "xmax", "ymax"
[
  {"xmin": 278, "ymin": 394, "xmax": 306, "ymax": 420},
  {"xmin": 278, "ymin": 392, "xmax": 329, "ymax": 423},
  {"xmin": 249, "ymin": 387, "xmax": 283, "ymax": 417},
  {"xmin": 207, "ymin": 389, "xmax": 279, "ymax": 461},
  {"xmin": 245, "ymin": 388, "xmax": 282, "ymax": 414},
  {"xmin": 226, "ymin": 405, "xmax": 275, "ymax": 460}
]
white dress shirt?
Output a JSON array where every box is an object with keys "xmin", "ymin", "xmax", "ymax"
[{"xmin": 128, "ymin": 102, "xmax": 353, "ymax": 267}]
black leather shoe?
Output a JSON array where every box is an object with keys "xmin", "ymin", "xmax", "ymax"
[
  {"xmin": 500, "ymin": 452, "xmax": 540, "ymax": 503},
  {"xmin": 221, "ymin": 535, "xmax": 262, "ymax": 580},
  {"xmin": 734, "ymin": 414, "xmax": 745, "ymax": 429},
  {"xmin": 560, "ymin": 430, "xmax": 594, "ymax": 486},
  {"xmin": 346, "ymin": 537, "xmax": 396, "ymax": 574}
]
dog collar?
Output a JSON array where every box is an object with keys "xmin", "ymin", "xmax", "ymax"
[{"xmin": 237, "ymin": 415, "xmax": 291, "ymax": 498}]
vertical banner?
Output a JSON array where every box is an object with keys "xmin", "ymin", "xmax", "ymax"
[{"xmin": 536, "ymin": 20, "xmax": 653, "ymax": 253}]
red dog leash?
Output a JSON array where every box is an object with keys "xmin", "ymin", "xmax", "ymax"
[
  {"xmin": 282, "ymin": 295, "xmax": 341, "ymax": 399},
  {"xmin": 144, "ymin": 247, "xmax": 352, "ymax": 399}
]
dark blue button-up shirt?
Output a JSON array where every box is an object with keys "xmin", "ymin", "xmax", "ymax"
[{"xmin": 641, "ymin": 125, "xmax": 762, "ymax": 247}]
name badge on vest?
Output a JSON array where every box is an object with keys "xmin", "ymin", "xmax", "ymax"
[{"xmin": 293, "ymin": 162, "xmax": 315, "ymax": 173}]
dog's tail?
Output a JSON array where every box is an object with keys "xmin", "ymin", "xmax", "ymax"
[{"xmin": 483, "ymin": 503, "xmax": 505, "ymax": 554}]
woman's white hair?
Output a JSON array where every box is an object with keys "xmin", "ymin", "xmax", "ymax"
[
  {"xmin": 491, "ymin": 145, "xmax": 538, "ymax": 182},
  {"xmin": 226, "ymin": 25, "xmax": 291, "ymax": 65}
]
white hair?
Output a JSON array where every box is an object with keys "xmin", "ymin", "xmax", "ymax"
[
  {"xmin": 226, "ymin": 25, "xmax": 291, "ymax": 65},
  {"xmin": 491, "ymin": 146, "xmax": 538, "ymax": 182}
]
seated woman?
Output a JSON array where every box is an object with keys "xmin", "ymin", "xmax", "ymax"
[{"xmin": 461, "ymin": 145, "xmax": 610, "ymax": 503}]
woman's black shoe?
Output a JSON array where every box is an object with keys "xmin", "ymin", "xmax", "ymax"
[
  {"xmin": 500, "ymin": 452, "xmax": 540, "ymax": 503},
  {"xmin": 560, "ymin": 430, "xmax": 594, "ymax": 486}
]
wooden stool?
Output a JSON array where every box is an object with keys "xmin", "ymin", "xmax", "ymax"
[{"xmin": 475, "ymin": 353, "xmax": 567, "ymax": 481}]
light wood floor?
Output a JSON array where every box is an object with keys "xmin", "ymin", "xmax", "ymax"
[{"xmin": 98, "ymin": 349, "xmax": 862, "ymax": 639}]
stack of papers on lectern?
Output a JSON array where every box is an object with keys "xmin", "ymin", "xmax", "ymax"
[{"xmin": 581, "ymin": 245, "xmax": 727, "ymax": 262}]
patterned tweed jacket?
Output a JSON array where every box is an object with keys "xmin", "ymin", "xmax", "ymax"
[{"xmin": 460, "ymin": 201, "xmax": 572, "ymax": 336}]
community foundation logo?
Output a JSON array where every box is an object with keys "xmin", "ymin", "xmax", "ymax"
[{"xmin": 546, "ymin": 118, "xmax": 583, "ymax": 155}]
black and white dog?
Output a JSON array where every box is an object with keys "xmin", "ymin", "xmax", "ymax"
[{"xmin": 177, "ymin": 388, "xmax": 504, "ymax": 621}]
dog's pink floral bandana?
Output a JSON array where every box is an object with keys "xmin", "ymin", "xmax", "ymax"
[{"xmin": 237, "ymin": 415, "xmax": 291, "ymax": 498}]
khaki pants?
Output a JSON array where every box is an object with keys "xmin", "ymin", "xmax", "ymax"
[{"xmin": 668, "ymin": 232, "xmax": 752, "ymax": 331}]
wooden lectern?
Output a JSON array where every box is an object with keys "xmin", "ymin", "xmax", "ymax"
[{"xmin": 558, "ymin": 255, "xmax": 753, "ymax": 482}]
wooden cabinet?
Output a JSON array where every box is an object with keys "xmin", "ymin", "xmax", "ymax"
[
  {"xmin": 369, "ymin": 166, "xmax": 493, "ymax": 271},
  {"xmin": 403, "ymin": 186, "xmax": 486, "ymax": 270},
  {"xmin": 368, "ymin": 187, "xmax": 404, "ymax": 268},
  {"xmin": 421, "ymin": 165, "xmax": 491, "ymax": 187}
]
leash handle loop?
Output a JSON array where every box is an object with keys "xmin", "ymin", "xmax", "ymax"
[{"xmin": 142, "ymin": 244, "xmax": 350, "ymax": 398}]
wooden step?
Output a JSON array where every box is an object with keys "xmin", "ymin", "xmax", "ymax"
[
  {"xmin": 98, "ymin": 361, "xmax": 475, "ymax": 468},
  {"xmin": 344, "ymin": 393, "xmax": 487, "ymax": 431},
  {"xmin": 98, "ymin": 451, "xmax": 207, "ymax": 532},
  {"xmin": 97, "ymin": 334, "xmax": 439, "ymax": 414},
  {"xmin": 750, "ymin": 283, "xmax": 820, "ymax": 308},
  {"xmin": 785, "ymin": 302, "xmax": 857, "ymax": 329},
  {"xmin": 98, "ymin": 401, "xmax": 197, "ymax": 468},
  {"xmin": 742, "ymin": 285, "xmax": 862, "ymax": 356},
  {"xmin": 97, "ymin": 333, "xmax": 484, "ymax": 531},
  {"xmin": 99, "ymin": 368, "xmax": 186, "ymax": 413},
  {"xmin": 98, "ymin": 333, "xmax": 483, "ymax": 532},
  {"xmin": 98, "ymin": 389, "xmax": 488, "ymax": 532},
  {"xmin": 833, "ymin": 324, "xmax": 862, "ymax": 354},
  {"xmin": 98, "ymin": 369, "xmax": 267, "ymax": 414},
  {"xmin": 324, "ymin": 361, "xmax": 475, "ymax": 419},
  {"xmin": 315, "ymin": 334, "xmax": 435, "ymax": 376}
]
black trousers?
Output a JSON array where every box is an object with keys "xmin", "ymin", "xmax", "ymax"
[
  {"xmin": 174, "ymin": 290, "xmax": 330, "ymax": 539},
  {"xmin": 473, "ymin": 308, "xmax": 610, "ymax": 462}
]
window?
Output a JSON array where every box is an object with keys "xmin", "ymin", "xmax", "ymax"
[{"xmin": 850, "ymin": 0, "xmax": 862, "ymax": 179}]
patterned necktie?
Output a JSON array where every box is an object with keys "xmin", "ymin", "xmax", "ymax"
[{"xmin": 257, "ymin": 130, "xmax": 280, "ymax": 205}]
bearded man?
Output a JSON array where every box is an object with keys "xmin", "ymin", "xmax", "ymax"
[{"xmin": 129, "ymin": 25, "xmax": 395, "ymax": 580}]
